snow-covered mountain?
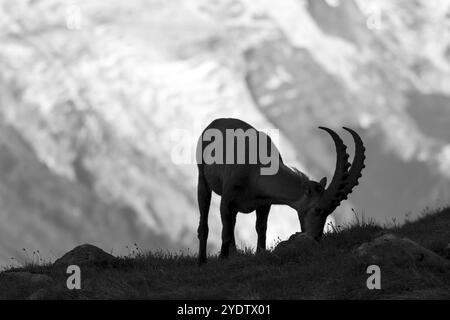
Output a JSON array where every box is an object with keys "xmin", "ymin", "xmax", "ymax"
[{"xmin": 0, "ymin": 0, "xmax": 449, "ymax": 265}]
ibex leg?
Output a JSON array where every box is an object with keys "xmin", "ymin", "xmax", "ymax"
[
  {"xmin": 219, "ymin": 200, "xmax": 237, "ymax": 259},
  {"xmin": 256, "ymin": 205, "xmax": 270, "ymax": 253},
  {"xmin": 197, "ymin": 170, "xmax": 211, "ymax": 265},
  {"xmin": 229, "ymin": 212, "xmax": 237, "ymax": 255}
]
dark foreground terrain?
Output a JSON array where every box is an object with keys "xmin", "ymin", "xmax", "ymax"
[{"xmin": 1, "ymin": 207, "xmax": 449, "ymax": 299}]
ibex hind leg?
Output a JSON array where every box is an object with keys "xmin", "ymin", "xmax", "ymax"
[
  {"xmin": 197, "ymin": 170, "xmax": 211, "ymax": 265},
  {"xmin": 219, "ymin": 200, "xmax": 237, "ymax": 259},
  {"xmin": 228, "ymin": 212, "xmax": 238, "ymax": 255},
  {"xmin": 256, "ymin": 205, "xmax": 270, "ymax": 253}
]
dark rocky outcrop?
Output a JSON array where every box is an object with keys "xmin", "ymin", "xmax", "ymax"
[
  {"xmin": 354, "ymin": 234, "xmax": 450, "ymax": 271},
  {"xmin": 1, "ymin": 271, "xmax": 53, "ymax": 285},
  {"xmin": 273, "ymin": 233, "xmax": 320, "ymax": 258},
  {"xmin": 0, "ymin": 271, "xmax": 54, "ymax": 300},
  {"xmin": 53, "ymin": 244, "xmax": 116, "ymax": 267},
  {"xmin": 28, "ymin": 288, "xmax": 51, "ymax": 300}
]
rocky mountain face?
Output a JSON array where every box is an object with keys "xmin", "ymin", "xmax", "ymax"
[{"xmin": 0, "ymin": 0, "xmax": 449, "ymax": 265}]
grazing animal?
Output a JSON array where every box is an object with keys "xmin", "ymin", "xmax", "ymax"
[{"xmin": 196, "ymin": 118, "xmax": 365, "ymax": 264}]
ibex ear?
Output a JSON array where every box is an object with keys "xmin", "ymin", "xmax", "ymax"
[{"xmin": 319, "ymin": 177, "xmax": 327, "ymax": 188}]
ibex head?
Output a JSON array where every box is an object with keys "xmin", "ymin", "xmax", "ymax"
[{"xmin": 294, "ymin": 127, "xmax": 366, "ymax": 241}]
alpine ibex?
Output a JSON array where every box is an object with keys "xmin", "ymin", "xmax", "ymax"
[{"xmin": 196, "ymin": 118, "xmax": 365, "ymax": 264}]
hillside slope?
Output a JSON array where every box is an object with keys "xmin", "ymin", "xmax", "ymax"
[{"xmin": 1, "ymin": 207, "xmax": 449, "ymax": 299}]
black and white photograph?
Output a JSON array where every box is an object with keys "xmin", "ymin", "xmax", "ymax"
[{"xmin": 0, "ymin": 0, "xmax": 449, "ymax": 309}]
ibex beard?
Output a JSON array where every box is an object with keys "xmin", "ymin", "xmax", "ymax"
[{"xmin": 196, "ymin": 118, "xmax": 366, "ymax": 265}]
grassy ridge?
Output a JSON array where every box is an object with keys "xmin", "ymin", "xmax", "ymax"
[{"xmin": 1, "ymin": 207, "xmax": 449, "ymax": 299}]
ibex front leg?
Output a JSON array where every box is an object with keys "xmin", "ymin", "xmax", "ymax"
[
  {"xmin": 256, "ymin": 205, "xmax": 270, "ymax": 253},
  {"xmin": 197, "ymin": 171, "xmax": 211, "ymax": 265},
  {"xmin": 219, "ymin": 200, "xmax": 237, "ymax": 259},
  {"xmin": 229, "ymin": 212, "xmax": 238, "ymax": 255}
]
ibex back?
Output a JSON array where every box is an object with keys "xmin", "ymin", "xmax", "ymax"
[{"xmin": 196, "ymin": 118, "xmax": 365, "ymax": 265}]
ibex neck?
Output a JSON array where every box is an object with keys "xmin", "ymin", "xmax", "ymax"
[{"xmin": 256, "ymin": 163, "xmax": 308, "ymax": 206}]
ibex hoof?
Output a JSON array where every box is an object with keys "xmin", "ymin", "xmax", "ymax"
[
  {"xmin": 256, "ymin": 248, "xmax": 267, "ymax": 254},
  {"xmin": 198, "ymin": 256, "xmax": 207, "ymax": 266},
  {"xmin": 219, "ymin": 253, "xmax": 229, "ymax": 259}
]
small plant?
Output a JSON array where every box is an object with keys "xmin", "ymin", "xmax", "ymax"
[
  {"xmin": 1, "ymin": 248, "xmax": 52, "ymax": 273},
  {"xmin": 19, "ymin": 248, "xmax": 48, "ymax": 268},
  {"xmin": 125, "ymin": 243, "xmax": 145, "ymax": 258}
]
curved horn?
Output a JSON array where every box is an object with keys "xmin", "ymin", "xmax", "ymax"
[
  {"xmin": 317, "ymin": 127, "xmax": 351, "ymax": 212},
  {"xmin": 322, "ymin": 127, "xmax": 366, "ymax": 213},
  {"xmin": 339, "ymin": 127, "xmax": 366, "ymax": 201}
]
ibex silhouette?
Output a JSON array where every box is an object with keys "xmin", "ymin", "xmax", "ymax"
[{"xmin": 196, "ymin": 118, "xmax": 365, "ymax": 265}]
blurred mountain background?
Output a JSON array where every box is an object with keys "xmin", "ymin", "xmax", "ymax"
[{"xmin": 0, "ymin": 0, "xmax": 449, "ymax": 266}]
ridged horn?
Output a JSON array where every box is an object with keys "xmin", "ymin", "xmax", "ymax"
[
  {"xmin": 337, "ymin": 127, "xmax": 366, "ymax": 203},
  {"xmin": 319, "ymin": 127, "xmax": 366, "ymax": 214},
  {"xmin": 317, "ymin": 127, "xmax": 351, "ymax": 213}
]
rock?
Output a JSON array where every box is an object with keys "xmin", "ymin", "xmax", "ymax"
[
  {"xmin": 273, "ymin": 233, "xmax": 320, "ymax": 257},
  {"xmin": 354, "ymin": 234, "xmax": 450, "ymax": 271},
  {"xmin": 53, "ymin": 244, "xmax": 116, "ymax": 267},
  {"xmin": 445, "ymin": 243, "xmax": 450, "ymax": 260},
  {"xmin": 28, "ymin": 288, "xmax": 50, "ymax": 300},
  {"xmin": 2, "ymin": 272, "xmax": 53, "ymax": 286},
  {"xmin": 29, "ymin": 273, "xmax": 54, "ymax": 285}
]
